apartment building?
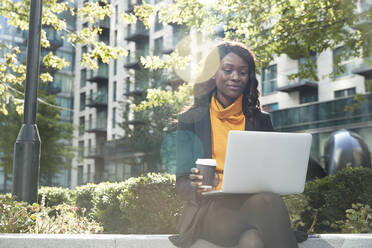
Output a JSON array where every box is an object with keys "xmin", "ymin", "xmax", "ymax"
[
  {"xmin": 259, "ymin": 0, "xmax": 372, "ymax": 165},
  {"xmin": 71, "ymin": 0, "xmax": 186, "ymax": 187},
  {"xmin": 71, "ymin": 0, "xmax": 372, "ymax": 186}
]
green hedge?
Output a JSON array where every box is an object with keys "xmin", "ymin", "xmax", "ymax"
[
  {"xmin": 38, "ymin": 186, "xmax": 74, "ymax": 207},
  {"xmin": 303, "ymin": 167, "xmax": 372, "ymax": 233},
  {"xmin": 118, "ymin": 173, "xmax": 183, "ymax": 234},
  {"xmin": 5, "ymin": 169, "xmax": 372, "ymax": 234},
  {"xmin": 91, "ymin": 181, "xmax": 129, "ymax": 233},
  {"xmin": 74, "ymin": 183, "xmax": 97, "ymax": 216}
]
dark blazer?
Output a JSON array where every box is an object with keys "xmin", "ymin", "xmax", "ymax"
[{"xmin": 173, "ymin": 103, "xmax": 274, "ymax": 245}]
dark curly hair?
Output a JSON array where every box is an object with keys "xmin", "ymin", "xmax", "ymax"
[{"xmin": 193, "ymin": 41, "xmax": 261, "ymax": 126}]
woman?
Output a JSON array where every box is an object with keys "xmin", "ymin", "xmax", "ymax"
[{"xmin": 170, "ymin": 41, "xmax": 299, "ymax": 248}]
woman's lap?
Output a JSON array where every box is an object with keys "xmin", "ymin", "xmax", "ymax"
[{"xmin": 198, "ymin": 193, "xmax": 297, "ymax": 248}]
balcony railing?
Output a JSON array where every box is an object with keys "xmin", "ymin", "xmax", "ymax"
[
  {"xmin": 270, "ymin": 94, "xmax": 372, "ymax": 132},
  {"xmin": 86, "ymin": 92, "xmax": 108, "ymax": 108},
  {"xmin": 124, "ymin": 47, "xmax": 149, "ymax": 69},
  {"xmin": 87, "ymin": 63, "xmax": 108, "ymax": 83},
  {"xmin": 125, "ymin": 22, "xmax": 149, "ymax": 41},
  {"xmin": 352, "ymin": 58, "xmax": 372, "ymax": 78},
  {"xmin": 86, "ymin": 118, "xmax": 107, "ymax": 133},
  {"xmin": 45, "ymin": 28, "xmax": 63, "ymax": 49},
  {"xmin": 84, "ymin": 145, "xmax": 104, "ymax": 159},
  {"xmin": 96, "ymin": 17, "xmax": 110, "ymax": 29}
]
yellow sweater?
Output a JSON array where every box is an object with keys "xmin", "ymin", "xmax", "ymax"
[{"xmin": 210, "ymin": 94, "xmax": 245, "ymax": 189}]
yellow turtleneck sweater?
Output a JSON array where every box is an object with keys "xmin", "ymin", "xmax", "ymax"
[{"xmin": 210, "ymin": 94, "xmax": 245, "ymax": 190}]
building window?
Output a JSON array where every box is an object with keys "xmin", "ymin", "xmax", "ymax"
[
  {"xmin": 113, "ymin": 81, "xmax": 117, "ymax": 101},
  {"xmin": 114, "ymin": 60, "xmax": 117, "ymax": 75},
  {"xmin": 81, "ymin": 45, "xmax": 87, "ymax": 63},
  {"xmin": 80, "ymin": 92, "xmax": 86, "ymax": 111},
  {"xmin": 154, "ymin": 37, "xmax": 163, "ymax": 56},
  {"xmin": 115, "ymin": 5, "xmax": 118, "ymax": 24},
  {"xmin": 79, "ymin": 116, "xmax": 85, "ymax": 136},
  {"xmin": 262, "ymin": 103, "xmax": 278, "ymax": 112},
  {"xmin": 114, "ymin": 30, "xmax": 118, "ymax": 47},
  {"xmin": 88, "ymin": 114, "xmax": 92, "ymax": 129},
  {"xmin": 78, "ymin": 141, "xmax": 84, "ymax": 158},
  {"xmin": 300, "ymin": 90, "xmax": 318, "ymax": 104},
  {"xmin": 77, "ymin": 165, "xmax": 84, "ymax": 185},
  {"xmin": 80, "ymin": 69, "xmax": 86, "ymax": 88},
  {"xmin": 112, "ymin": 107, "xmax": 116, "ymax": 128},
  {"xmin": 333, "ymin": 46, "xmax": 355, "ymax": 80},
  {"xmin": 155, "ymin": 14, "xmax": 163, "ymax": 31},
  {"xmin": 262, "ymin": 64, "xmax": 277, "ymax": 96},
  {"xmin": 334, "ymin": 87, "xmax": 356, "ymax": 98},
  {"xmin": 87, "ymin": 164, "xmax": 91, "ymax": 183},
  {"xmin": 126, "ymin": 77, "xmax": 131, "ymax": 93}
]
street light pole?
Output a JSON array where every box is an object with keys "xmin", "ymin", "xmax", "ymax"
[{"xmin": 12, "ymin": 0, "xmax": 43, "ymax": 204}]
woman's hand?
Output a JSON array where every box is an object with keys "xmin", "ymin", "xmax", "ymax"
[{"xmin": 189, "ymin": 168, "xmax": 218, "ymax": 195}]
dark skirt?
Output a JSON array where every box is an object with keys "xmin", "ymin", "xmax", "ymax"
[{"xmin": 169, "ymin": 194, "xmax": 307, "ymax": 248}]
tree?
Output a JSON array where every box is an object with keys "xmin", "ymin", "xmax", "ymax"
[
  {"xmin": 126, "ymin": 0, "xmax": 372, "ymax": 109},
  {"xmin": 0, "ymin": 0, "xmax": 127, "ymax": 114},
  {"xmin": 0, "ymin": 92, "xmax": 74, "ymax": 186}
]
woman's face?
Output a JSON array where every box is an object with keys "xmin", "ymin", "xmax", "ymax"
[{"xmin": 214, "ymin": 52, "xmax": 249, "ymax": 107}]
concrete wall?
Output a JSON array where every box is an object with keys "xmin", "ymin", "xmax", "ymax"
[{"xmin": 1, "ymin": 234, "xmax": 372, "ymax": 248}]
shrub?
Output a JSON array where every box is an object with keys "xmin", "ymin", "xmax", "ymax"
[
  {"xmin": 0, "ymin": 194, "xmax": 102, "ymax": 234},
  {"xmin": 38, "ymin": 186, "xmax": 73, "ymax": 207},
  {"xmin": 334, "ymin": 203, "xmax": 372, "ymax": 233},
  {"xmin": 74, "ymin": 183, "xmax": 97, "ymax": 216},
  {"xmin": 303, "ymin": 167, "xmax": 372, "ymax": 233},
  {"xmin": 118, "ymin": 173, "xmax": 183, "ymax": 234},
  {"xmin": 0, "ymin": 194, "xmax": 36, "ymax": 233},
  {"xmin": 91, "ymin": 181, "xmax": 129, "ymax": 233},
  {"xmin": 29, "ymin": 203, "xmax": 103, "ymax": 234},
  {"xmin": 283, "ymin": 194, "xmax": 309, "ymax": 231}
]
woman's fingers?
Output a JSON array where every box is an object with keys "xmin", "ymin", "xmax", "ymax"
[
  {"xmin": 190, "ymin": 167, "xmax": 200, "ymax": 174},
  {"xmin": 189, "ymin": 174, "xmax": 203, "ymax": 181},
  {"xmin": 190, "ymin": 181, "xmax": 203, "ymax": 187}
]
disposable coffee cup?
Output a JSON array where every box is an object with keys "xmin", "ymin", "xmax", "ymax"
[{"xmin": 195, "ymin": 159, "xmax": 217, "ymax": 188}]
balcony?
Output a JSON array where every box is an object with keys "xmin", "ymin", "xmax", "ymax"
[
  {"xmin": 45, "ymin": 28, "xmax": 63, "ymax": 49},
  {"xmin": 352, "ymin": 59, "xmax": 372, "ymax": 79},
  {"xmin": 39, "ymin": 84, "xmax": 61, "ymax": 95},
  {"xmin": 125, "ymin": 0, "xmax": 148, "ymax": 13},
  {"xmin": 96, "ymin": 17, "xmax": 110, "ymax": 30},
  {"xmin": 277, "ymin": 80, "xmax": 318, "ymax": 93},
  {"xmin": 125, "ymin": 22, "xmax": 149, "ymax": 42},
  {"xmin": 124, "ymin": 80, "xmax": 148, "ymax": 96},
  {"xmin": 86, "ymin": 118, "xmax": 107, "ymax": 133},
  {"xmin": 124, "ymin": 53, "xmax": 139, "ymax": 69},
  {"xmin": 84, "ymin": 146, "xmax": 104, "ymax": 159},
  {"xmin": 87, "ymin": 63, "xmax": 108, "ymax": 83},
  {"xmin": 270, "ymin": 94, "xmax": 372, "ymax": 132},
  {"xmin": 86, "ymin": 92, "xmax": 108, "ymax": 108}
]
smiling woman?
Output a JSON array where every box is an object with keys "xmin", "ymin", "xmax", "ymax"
[{"xmin": 169, "ymin": 41, "xmax": 299, "ymax": 248}]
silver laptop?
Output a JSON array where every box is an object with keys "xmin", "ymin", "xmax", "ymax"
[{"xmin": 203, "ymin": 130, "xmax": 312, "ymax": 196}]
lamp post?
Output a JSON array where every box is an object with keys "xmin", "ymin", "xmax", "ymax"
[{"xmin": 12, "ymin": 0, "xmax": 43, "ymax": 204}]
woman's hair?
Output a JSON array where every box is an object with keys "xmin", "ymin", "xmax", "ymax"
[{"xmin": 194, "ymin": 41, "xmax": 261, "ymax": 124}]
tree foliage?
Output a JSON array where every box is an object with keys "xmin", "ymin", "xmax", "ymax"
[
  {"xmin": 128, "ymin": 0, "xmax": 372, "ymax": 111},
  {"xmin": 0, "ymin": 0, "xmax": 127, "ymax": 114},
  {"xmin": 0, "ymin": 92, "xmax": 74, "ymax": 184}
]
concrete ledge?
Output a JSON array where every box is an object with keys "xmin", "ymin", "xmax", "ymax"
[{"xmin": 1, "ymin": 234, "xmax": 372, "ymax": 248}]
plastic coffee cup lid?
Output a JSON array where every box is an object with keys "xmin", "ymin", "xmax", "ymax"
[{"xmin": 195, "ymin": 159, "xmax": 217, "ymax": 166}]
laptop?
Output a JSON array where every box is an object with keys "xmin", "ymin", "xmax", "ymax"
[{"xmin": 202, "ymin": 130, "xmax": 312, "ymax": 196}]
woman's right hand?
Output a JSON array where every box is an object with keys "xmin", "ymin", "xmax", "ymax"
[{"xmin": 189, "ymin": 167, "xmax": 216, "ymax": 195}]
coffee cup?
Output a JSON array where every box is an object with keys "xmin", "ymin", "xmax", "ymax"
[{"xmin": 195, "ymin": 159, "xmax": 217, "ymax": 188}]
